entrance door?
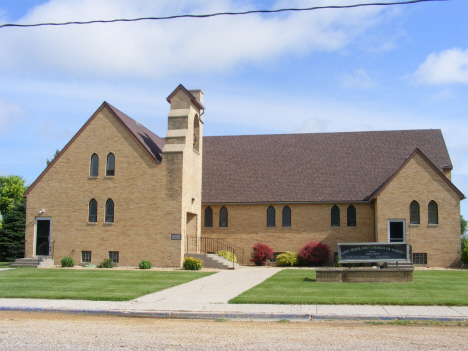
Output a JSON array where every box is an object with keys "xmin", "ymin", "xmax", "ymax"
[
  {"xmin": 36, "ymin": 218, "xmax": 51, "ymax": 256},
  {"xmin": 388, "ymin": 220, "xmax": 405, "ymax": 242}
]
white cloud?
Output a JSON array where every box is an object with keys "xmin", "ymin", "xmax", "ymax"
[
  {"xmin": 340, "ymin": 69, "xmax": 376, "ymax": 89},
  {"xmin": 299, "ymin": 117, "xmax": 327, "ymax": 134},
  {"xmin": 0, "ymin": 0, "xmax": 387, "ymax": 79},
  {"xmin": 0, "ymin": 100, "xmax": 25, "ymax": 137},
  {"xmin": 414, "ymin": 48, "xmax": 468, "ymax": 85}
]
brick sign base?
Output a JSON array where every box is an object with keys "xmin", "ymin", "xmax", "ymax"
[{"xmin": 316, "ymin": 268, "xmax": 413, "ymax": 283}]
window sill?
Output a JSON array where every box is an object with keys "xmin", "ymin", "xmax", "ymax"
[
  {"xmin": 193, "ymin": 149, "xmax": 200, "ymax": 155},
  {"xmin": 428, "ymin": 224, "xmax": 439, "ymax": 227},
  {"xmin": 409, "ymin": 224, "xmax": 420, "ymax": 227},
  {"xmin": 87, "ymin": 222, "xmax": 97, "ymax": 225},
  {"xmin": 103, "ymin": 222, "xmax": 114, "ymax": 225},
  {"xmin": 347, "ymin": 226, "xmax": 357, "ymax": 229},
  {"xmin": 88, "ymin": 176, "xmax": 98, "ymax": 179},
  {"xmin": 104, "ymin": 175, "xmax": 115, "ymax": 179},
  {"xmin": 219, "ymin": 226, "xmax": 228, "ymax": 229},
  {"xmin": 331, "ymin": 226, "xmax": 341, "ymax": 229}
]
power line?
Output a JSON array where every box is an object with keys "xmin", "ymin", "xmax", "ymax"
[{"xmin": 0, "ymin": 0, "xmax": 446, "ymax": 30}]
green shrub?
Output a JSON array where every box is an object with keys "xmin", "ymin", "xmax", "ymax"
[
  {"xmin": 216, "ymin": 250, "xmax": 237, "ymax": 263},
  {"xmin": 461, "ymin": 247, "xmax": 468, "ymax": 266},
  {"xmin": 97, "ymin": 258, "xmax": 113, "ymax": 268},
  {"xmin": 462, "ymin": 237, "xmax": 468, "ymax": 251},
  {"xmin": 275, "ymin": 252, "xmax": 298, "ymax": 267},
  {"xmin": 334, "ymin": 255, "xmax": 341, "ymax": 267},
  {"xmin": 139, "ymin": 260, "xmax": 152, "ymax": 269},
  {"xmin": 60, "ymin": 256, "xmax": 74, "ymax": 268},
  {"xmin": 183, "ymin": 257, "xmax": 202, "ymax": 270}
]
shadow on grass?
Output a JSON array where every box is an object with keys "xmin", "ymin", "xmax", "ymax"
[{"xmin": 303, "ymin": 277, "xmax": 316, "ymax": 282}]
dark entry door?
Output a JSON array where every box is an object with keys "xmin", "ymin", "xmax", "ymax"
[
  {"xmin": 36, "ymin": 219, "xmax": 50, "ymax": 256},
  {"xmin": 389, "ymin": 220, "xmax": 405, "ymax": 242}
]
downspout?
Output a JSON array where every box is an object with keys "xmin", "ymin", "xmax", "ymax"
[{"xmin": 370, "ymin": 200, "xmax": 376, "ymax": 242}]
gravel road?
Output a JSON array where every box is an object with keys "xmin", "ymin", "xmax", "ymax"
[{"xmin": 0, "ymin": 311, "xmax": 466, "ymax": 350}]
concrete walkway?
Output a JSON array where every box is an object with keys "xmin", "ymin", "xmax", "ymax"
[{"xmin": 1, "ymin": 267, "xmax": 468, "ymax": 321}]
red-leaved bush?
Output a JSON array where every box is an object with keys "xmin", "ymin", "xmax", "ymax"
[
  {"xmin": 299, "ymin": 242, "xmax": 330, "ymax": 266},
  {"xmin": 251, "ymin": 242, "xmax": 274, "ymax": 266}
]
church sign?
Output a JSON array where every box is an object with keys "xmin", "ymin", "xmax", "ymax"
[{"xmin": 338, "ymin": 242, "xmax": 410, "ymax": 263}]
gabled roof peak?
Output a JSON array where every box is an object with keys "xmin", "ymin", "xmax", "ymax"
[{"xmin": 166, "ymin": 84, "xmax": 205, "ymax": 109}]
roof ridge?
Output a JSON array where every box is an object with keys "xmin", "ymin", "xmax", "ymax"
[{"xmin": 202, "ymin": 129, "xmax": 442, "ymax": 139}]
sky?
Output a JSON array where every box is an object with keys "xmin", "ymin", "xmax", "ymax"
[{"xmin": 0, "ymin": 0, "xmax": 467, "ymax": 218}]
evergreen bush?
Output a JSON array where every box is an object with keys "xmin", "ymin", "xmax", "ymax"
[
  {"xmin": 461, "ymin": 247, "xmax": 468, "ymax": 267},
  {"xmin": 183, "ymin": 257, "xmax": 202, "ymax": 270},
  {"xmin": 275, "ymin": 252, "xmax": 298, "ymax": 266},
  {"xmin": 60, "ymin": 256, "xmax": 75, "ymax": 267},
  {"xmin": 299, "ymin": 241, "xmax": 330, "ymax": 266},
  {"xmin": 251, "ymin": 242, "xmax": 274, "ymax": 266},
  {"xmin": 139, "ymin": 260, "xmax": 152, "ymax": 269}
]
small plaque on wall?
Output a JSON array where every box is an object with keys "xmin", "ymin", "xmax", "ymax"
[{"xmin": 171, "ymin": 234, "xmax": 181, "ymax": 241}]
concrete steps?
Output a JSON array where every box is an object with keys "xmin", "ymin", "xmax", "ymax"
[
  {"xmin": 10, "ymin": 257, "xmax": 54, "ymax": 268},
  {"xmin": 185, "ymin": 253, "xmax": 242, "ymax": 270}
]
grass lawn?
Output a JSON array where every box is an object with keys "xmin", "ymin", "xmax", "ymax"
[
  {"xmin": 229, "ymin": 269, "xmax": 468, "ymax": 306},
  {"xmin": 0, "ymin": 262, "xmax": 10, "ymax": 268},
  {"xmin": 0, "ymin": 268, "xmax": 214, "ymax": 301}
]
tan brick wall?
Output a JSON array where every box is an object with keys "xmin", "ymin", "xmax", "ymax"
[
  {"xmin": 26, "ymin": 90, "xmax": 203, "ymax": 267},
  {"xmin": 201, "ymin": 203, "xmax": 374, "ymax": 265},
  {"xmin": 375, "ymin": 154, "xmax": 461, "ymax": 267}
]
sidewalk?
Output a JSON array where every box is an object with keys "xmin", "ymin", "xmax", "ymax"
[{"xmin": 1, "ymin": 267, "xmax": 468, "ymax": 321}]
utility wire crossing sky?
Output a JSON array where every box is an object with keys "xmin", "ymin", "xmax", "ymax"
[{"xmin": 0, "ymin": 0, "xmax": 447, "ymax": 29}]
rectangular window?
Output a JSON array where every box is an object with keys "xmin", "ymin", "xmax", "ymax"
[
  {"xmin": 81, "ymin": 251, "xmax": 91, "ymax": 263},
  {"xmin": 413, "ymin": 253, "xmax": 427, "ymax": 265},
  {"xmin": 109, "ymin": 251, "xmax": 119, "ymax": 264}
]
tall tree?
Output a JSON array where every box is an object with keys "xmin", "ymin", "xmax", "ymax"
[
  {"xmin": 0, "ymin": 200, "xmax": 26, "ymax": 261},
  {"xmin": 0, "ymin": 175, "xmax": 27, "ymax": 218},
  {"xmin": 46, "ymin": 149, "xmax": 61, "ymax": 166},
  {"xmin": 461, "ymin": 215, "xmax": 467, "ymax": 237}
]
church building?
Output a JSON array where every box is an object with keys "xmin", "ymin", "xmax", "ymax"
[{"xmin": 23, "ymin": 85, "xmax": 465, "ymax": 268}]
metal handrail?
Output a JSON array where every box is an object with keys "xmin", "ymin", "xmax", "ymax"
[
  {"xmin": 36, "ymin": 241, "xmax": 50, "ymax": 265},
  {"xmin": 186, "ymin": 236, "xmax": 244, "ymax": 266},
  {"xmin": 8, "ymin": 242, "xmax": 24, "ymax": 263}
]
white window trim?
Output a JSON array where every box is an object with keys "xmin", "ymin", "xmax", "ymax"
[
  {"xmin": 35, "ymin": 217, "xmax": 52, "ymax": 257},
  {"xmin": 388, "ymin": 219, "xmax": 406, "ymax": 242}
]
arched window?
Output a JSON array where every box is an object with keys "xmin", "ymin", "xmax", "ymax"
[
  {"xmin": 219, "ymin": 206, "xmax": 228, "ymax": 227},
  {"xmin": 193, "ymin": 115, "xmax": 200, "ymax": 152},
  {"xmin": 267, "ymin": 206, "xmax": 275, "ymax": 227},
  {"xmin": 347, "ymin": 205, "xmax": 356, "ymax": 227},
  {"xmin": 204, "ymin": 207, "xmax": 213, "ymax": 227},
  {"xmin": 105, "ymin": 199, "xmax": 114, "ymax": 223},
  {"xmin": 410, "ymin": 201, "xmax": 420, "ymax": 224},
  {"xmin": 282, "ymin": 206, "xmax": 291, "ymax": 227},
  {"xmin": 90, "ymin": 154, "xmax": 99, "ymax": 177},
  {"xmin": 88, "ymin": 199, "xmax": 97, "ymax": 222},
  {"xmin": 106, "ymin": 153, "xmax": 115, "ymax": 176},
  {"xmin": 428, "ymin": 200, "xmax": 438, "ymax": 224},
  {"xmin": 331, "ymin": 205, "xmax": 340, "ymax": 227}
]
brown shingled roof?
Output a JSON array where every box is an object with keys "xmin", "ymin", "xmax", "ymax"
[
  {"xmin": 202, "ymin": 129, "xmax": 456, "ymax": 204},
  {"xmin": 106, "ymin": 103, "xmax": 164, "ymax": 162}
]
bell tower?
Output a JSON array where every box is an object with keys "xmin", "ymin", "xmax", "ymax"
[{"xmin": 162, "ymin": 84, "xmax": 204, "ymax": 266}]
